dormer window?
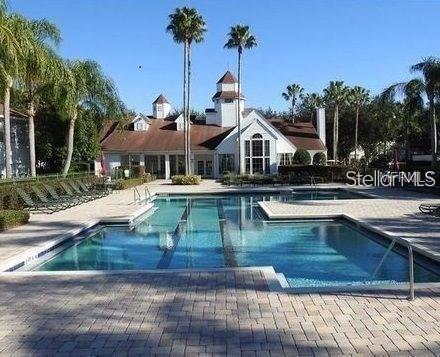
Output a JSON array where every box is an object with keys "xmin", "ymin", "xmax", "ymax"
[
  {"xmin": 135, "ymin": 122, "xmax": 145, "ymax": 131},
  {"xmin": 224, "ymin": 98, "xmax": 233, "ymax": 103}
]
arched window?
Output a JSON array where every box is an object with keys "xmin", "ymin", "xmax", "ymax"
[{"xmin": 244, "ymin": 133, "xmax": 270, "ymax": 174}]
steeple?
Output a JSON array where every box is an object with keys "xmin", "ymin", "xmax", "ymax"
[{"xmin": 152, "ymin": 94, "xmax": 171, "ymax": 119}]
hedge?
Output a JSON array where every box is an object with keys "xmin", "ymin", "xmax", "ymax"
[
  {"xmin": 0, "ymin": 210, "xmax": 30, "ymax": 231},
  {"xmin": 171, "ymin": 175, "xmax": 201, "ymax": 185},
  {"xmin": 277, "ymin": 165, "xmax": 350, "ymax": 182}
]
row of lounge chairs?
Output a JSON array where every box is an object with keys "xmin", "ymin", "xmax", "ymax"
[{"xmin": 15, "ymin": 179, "xmax": 111, "ymax": 214}]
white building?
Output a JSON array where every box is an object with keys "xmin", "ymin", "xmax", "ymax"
[
  {"xmin": 99, "ymin": 71, "xmax": 327, "ymax": 179},
  {"xmin": 0, "ymin": 106, "xmax": 30, "ymax": 178}
]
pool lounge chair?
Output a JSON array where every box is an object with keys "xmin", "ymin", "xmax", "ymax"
[
  {"xmin": 42, "ymin": 183, "xmax": 83, "ymax": 206},
  {"xmin": 15, "ymin": 187, "xmax": 63, "ymax": 214},
  {"xmin": 31, "ymin": 186, "xmax": 76, "ymax": 209},
  {"xmin": 419, "ymin": 203, "xmax": 440, "ymax": 216},
  {"xmin": 67, "ymin": 181, "xmax": 103, "ymax": 200},
  {"xmin": 59, "ymin": 181, "xmax": 94, "ymax": 202},
  {"xmin": 75, "ymin": 180, "xmax": 108, "ymax": 198}
]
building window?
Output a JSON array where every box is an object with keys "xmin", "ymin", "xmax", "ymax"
[
  {"xmin": 244, "ymin": 133, "xmax": 271, "ymax": 175},
  {"xmin": 278, "ymin": 153, "xmax": 293, "ymax": 166},
  {"xmin": 224, "ymin": 98, "xmax": 233, "ymax": 103},
  {"xmin": 135, "ymin": 122, "xmax": 144, "ymax": 131},
  {"xmin": 219, "ymin": 154, "xmax": 235, "ymax": 174}
]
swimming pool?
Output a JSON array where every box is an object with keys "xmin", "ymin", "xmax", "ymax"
[{"xmin": 33, "ymin": 194, "xmax": 440, "ymax": 288}]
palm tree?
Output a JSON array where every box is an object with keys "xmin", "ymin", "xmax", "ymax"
[
  {"xmin": 21, "ymin": 19, "xmax": 62, "ymax": 177},
  {"xmin": 282, "ymin": 84, "xmax": 304, "ymax": 121},
  {"xmin": 59, "ymin": 60, "xmax": 122, "ymax": 176},
  {"xmin": 167, "ymin": 7, "xmax": 206, "ymax": 175},
  {"xmin": 0, "ymin": 4, "xmax": 32, "ymax": 178},
  {"xmin": 301, "ymin": 93, "xmax": 323, "ymax": 122},
  {"xmin": 323, "ymin": 81, "xmax": 349, "ymax": 163},
  {"xmin": 382, "ymin": 57, "xmax": 440, "ymax": 165},
  {"xmin": 224, "ymin": 25, "xmax": 257, "ymax": 174},
  {"xmin": 349, "ymin": 86, "xmax": 369, "ymax": 161}
]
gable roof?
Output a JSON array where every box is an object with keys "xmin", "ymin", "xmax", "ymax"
[
  {"xmin": 153, "ymin": 94, "xmax": 169, "ymax": 104},
  {"xmin": 101, "ymin": 118, "xmax": 234, "ymax": 152},
  {"xmin": 267, "ymin": 119, "xmax": 326, "ymax": 151},
  {"xmin": 217, "ymin": 71, "xmax": 237, "ymax": 84}
]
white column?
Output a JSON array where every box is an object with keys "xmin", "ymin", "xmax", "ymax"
[
  {"xmin": 165, "ymin": 154, "xmax": 170, "ymax": 180},
  {"xmin": 213, "ymin": 152, "xmax": 218, "ymax": 178}
]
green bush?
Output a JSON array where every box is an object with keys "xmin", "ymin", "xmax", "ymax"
[
  {"xmin": 0, "ymin": 210, "xmax": 30, "ymax": 231},
  {"xmin": 278, "ymin": 165, "xmax": 350, "ymax": 183},
  {"xmin": 313, "ymin": 152, "xmax": 326, "ymax": 166},
  {"xmin": 112, "ymin": 177, "xmax": 145, "ymax": 190},
  {"xmin": 171, "ymin": 175, "xmax": 201, "ymax": 185},
  {"xmin": 293, "ymin": 149, "xmax": 311, "ymax": 165}
]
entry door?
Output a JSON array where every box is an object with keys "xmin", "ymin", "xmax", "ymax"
[{"xmin": 196, "ymin": 160, "xmax": 213, "ymax": 177}]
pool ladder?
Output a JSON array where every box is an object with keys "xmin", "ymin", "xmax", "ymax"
[
  {"xmin": 370, "ymin": 238, "xmax": 415, "ymax": 300},
  {"xmin": 133, "ymin": 185, "xmax": 152, "ymax": 204}
]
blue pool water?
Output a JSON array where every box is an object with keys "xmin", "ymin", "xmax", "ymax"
[{"xmin": 34, "ymin": 194, "xmax": 440, "ymax": 288}]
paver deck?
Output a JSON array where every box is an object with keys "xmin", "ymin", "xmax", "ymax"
[{"xmin": 0, "ymin": 271, "xmax": 439, "ymax": 356}]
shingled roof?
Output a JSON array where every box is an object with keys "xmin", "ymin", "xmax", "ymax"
[
  {"xmin": 153, "ymin": 94, "xmax": 169, "ymax": 104},
  {"xmin": 100, "ymin": 118, "xmax": 234, "ymax": 152},
  {"xmin": 217, "ymin": 71, "xmax": 237, "ymax": 84},
  {"xmin": 212, "ymin": 91, "xmax": 245, "ymax": 100},
  {"xmin": 267, "ymin": 119, "xmax": 326, "ymax": 151}
]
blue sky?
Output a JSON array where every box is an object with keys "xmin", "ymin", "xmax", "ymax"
[{"xmin": 12, "ymin": 0, "xmax": 440, "ymax": 114}]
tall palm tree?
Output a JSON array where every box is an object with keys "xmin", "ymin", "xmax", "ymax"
[
  {"xmin": 301, "ymin": 92, "xmax": 323, "ymax": 122},
  {"xmin": 382, "ymin": 57, "xmax": 440, "ymax": 165},
  {"xmin": 0, "ymin": 5, "xmax": 32, "ymax": 178},
  {"xmin": 349, "ymin": 86, "xmax": 369, "ymax": 161},
  {"xmin": 167, "ymin": 7, "xmax": 206, "ymax": 175},
  {"xmin": 58, "ymin": 60, "xmax": 122, "ymax": 176},
  {"xmin": 282, "ymin": 83, "xmax": 304, "ymax": 121},
  {"xmin": 224, "ymin": 25, "xmax": 257, "ymax": 174},
  {"xmin": 323, "ymin": 81, "xmax": 349, "ymax": 163},
  {"xmin": 21, "ymin": 19, "xmax": 62, "ymax": 177}
]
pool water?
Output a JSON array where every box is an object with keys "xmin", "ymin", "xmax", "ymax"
[{"xmin": 34, "ymin": 194, "xmax": 440, "ymax": 288}]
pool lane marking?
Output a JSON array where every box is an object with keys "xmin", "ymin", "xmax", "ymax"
[
  {"xmin": 156, "ymin": 198, "xmax": 193, "ymax": 269},
  {"xmin": 217, "ymin": 199, "xmax": 238, "ymax": 267}
]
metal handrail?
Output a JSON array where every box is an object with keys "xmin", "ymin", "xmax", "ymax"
[
  {"xmin": 133, "ymin": 186, "xmax": 141, "ymax": 204},
  {"xmin": 145, "ymin": 185, "xmax": 152, "ymax": 201},
  {"xmin": 408, "ymin": 245, "xmax": 415, "ymax": 301}
]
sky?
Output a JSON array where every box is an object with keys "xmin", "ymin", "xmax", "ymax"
[{"xmin": 11, "ymin": 0, "xmax": 440, "ymax": 114}]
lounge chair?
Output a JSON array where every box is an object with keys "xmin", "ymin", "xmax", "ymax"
[
  {"xmin": 31, "ymin": 186, "xmax": 76, "ymax": 209},
  {"xmin": 59, "ymin": 181, "xmax": 94, "ymax": 202},
  {"xmin": 43, "ymin": 183, "xmax": 84, "ymax": 206},
  {"xmin": 75, "ymin": 179, "xmax": 108, "ymax": 198},
  {"xmin": 67, "ymin": 181, "xmax": 102, "ymax": 200},
  {"xmin": 419, "ymin": 203, "xmax": 440, "ymax": 215},
  {"xmin": 15, "ymin": 187, "xmax": 62, "ymax": 214}
]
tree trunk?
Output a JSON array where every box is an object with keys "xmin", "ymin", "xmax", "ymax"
[
  {"xmin": 354, "ymin": 106, "xmax": 359, "ymax": 161},
  {"xmin": 62, "ymin": 111, "xmax": 77, "ymax": 176},
  {"xmin": 183, "ymin": 41, "xmax": 188, "ymax": 176},
  {"xmin": 187, "ymin": 43, "xmax": 192, "ymax": 175},
  {"xmin": 429, "ymin": 97, "xmax": 437, "ymax": 165},
  {"xmin": 3, "ymin": 79, "xmax": 12, "ymax": 179},
  {"xmin": 28, "ymin": 101, "xmax": 36, "ymax": 177},
  {"xmin": 291, "ymin": 99, "xmax": 295, "ymax": 123},
  {"xmin": 333, "ymin": 105, "xmax": 338, "ymax": 163},
  {"xmin": 237, "ymin": 49, "xmax": 242, "ymax": 174}
]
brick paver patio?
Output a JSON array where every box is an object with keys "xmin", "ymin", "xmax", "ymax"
[{"xmin": 0, "ymin": 271, "xmax": 439, "ymax": 356}]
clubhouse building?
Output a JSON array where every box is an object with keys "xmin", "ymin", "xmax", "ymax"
[{"xmin": 98, "ymin": 71, "xmax": 327, "ymax": 179}]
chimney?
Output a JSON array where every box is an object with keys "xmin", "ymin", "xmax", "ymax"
[{"xmin": 316, "ymin": 108, "xmax": 326, "ymax": 146}]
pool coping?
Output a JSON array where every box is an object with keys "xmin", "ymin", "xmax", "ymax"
[
  {"xmin": 258, "ymin": 201, "xmax": 440, "ymax": 264},
  {"xmin": 3, "ymin": 188, "xmax": 439, "ymax": 296},
  {"xmin": 0, "ymin": 202, "xmax": 154, "ymax": 272}
]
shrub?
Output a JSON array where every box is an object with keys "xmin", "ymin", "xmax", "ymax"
[
  {"xmin": 0, "ymin": 210, "xmax": 30, "ymax": 231},
  {"xmin": 278, "ymin": 165, "xmax": 350, "ymax": 183},
  {"xmin": 293, "ymin": 149, "xmax": 311, "ymax": 165},
  {"xmin": 313, "ymin": 152, "xmax": 326, "ymax": 166},
  {"xmin": 112, "ymin": 177, "xmax": 145, "ymax": 190},
  {"xmin": 171, "ymin": 175, "xmax": 201, "ymax": 185}
]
